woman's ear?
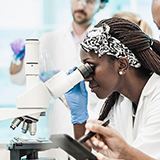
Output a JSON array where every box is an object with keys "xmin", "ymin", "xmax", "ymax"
[{"xmin": 117, "ymin": 57, "xmax": 129, "ymax": 76}]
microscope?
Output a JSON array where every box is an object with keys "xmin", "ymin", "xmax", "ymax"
[
  {"xmin": 0, "ymin": 39, "xmax": 94, "ymax": 160},
  {"xmin": 0, "ymin": 39, "xmax": 94, "ymax": 135}
]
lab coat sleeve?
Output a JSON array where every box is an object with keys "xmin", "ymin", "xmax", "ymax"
[
  {"xmin": 9, "ymin": 61, "xmax": 26, "ymax": 85},
  {"xmin": 132, "ymin": 95, "xmax": 160, "ymax": 159}
]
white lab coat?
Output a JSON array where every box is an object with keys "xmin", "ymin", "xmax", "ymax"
[{"xmin": 107, "ymin": 73, "xmax": 160, "ymax": 159}]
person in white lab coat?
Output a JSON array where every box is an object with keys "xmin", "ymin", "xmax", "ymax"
[
  {"xmin": 64, "ymin": 17, "xmax": 160, "ymax": 159},
  {"xmin": 9, "ymin": 1, "xmax": 109, "ymax": 156},
  {"xmin": 112, "ymin": 11, "xmax": 153, "ymax": 38},
  {"xmin": 152, "ymin": 0, "xmax": 160, "ymax": 30}
]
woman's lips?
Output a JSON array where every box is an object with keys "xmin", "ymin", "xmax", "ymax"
[{"xmin": 89, "ymin": 85, "xmax": 99, "ymax": 92}]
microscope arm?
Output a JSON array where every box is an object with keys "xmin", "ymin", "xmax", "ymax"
[
  {"xmin": 16, "ymin": 82, "xmax": 52, "ymax": 109},
  {"xmin": 16, "ymin": 66, "xmax": 87, "ymax": 113},
  {"xmin": 0, "ymin": 108, "xmax": 45, "ymax": 122},
  {"xmin": 0, "ymin": 81, "xmax": 52, "ymax": 135},
  {"xmin": 0, "ymin": 83, "xmax": 49, "ymax": 122}
]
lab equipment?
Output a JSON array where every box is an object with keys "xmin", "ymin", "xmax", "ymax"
[
  {"xmin": 39, "ymin": 49, "xmax": 59, "ymax": 82},
  {"xmin": 7, "ymin": 137, "xmax": 56, "ymax": 160},
  {"xmin": 0, "ymin": 39, "xmax": 94, "ymax": 136}
]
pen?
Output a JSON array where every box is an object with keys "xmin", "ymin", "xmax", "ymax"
[{"xmin": 77, "ymin": 119, "xmax": 110, "ymax": 144}]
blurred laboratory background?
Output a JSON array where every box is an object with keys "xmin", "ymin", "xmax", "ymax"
[{"xmin": 0, "ymin": 0, "xmax": 158, "ymax": 143}]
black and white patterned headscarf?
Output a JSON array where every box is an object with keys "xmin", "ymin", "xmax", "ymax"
[{"xmin": 81, "ymin": 23, "xmax": 141, "ymax": 68}]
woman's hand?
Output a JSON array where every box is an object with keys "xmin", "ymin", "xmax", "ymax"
[
  {"xmin": 85, "ymin": 120, "xmax": 128, "ymax": 159},
  {"xmin": 85, "ymin": 120, "xmax": 156, "ymax": 160},
  {"xmin": 64, "ymin": 67, "xmax": 89, "ymax": 124},
  {"xmin": 10, "ymin": 39, "xmax": 25, "ymax": 61}
]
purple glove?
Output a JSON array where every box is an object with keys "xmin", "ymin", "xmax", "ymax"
[{"xmin": 10, "ymin": 39, "xmax": 25, "ymax": 61}]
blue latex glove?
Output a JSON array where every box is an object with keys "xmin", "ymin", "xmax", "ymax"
[
  {"xmin": 10, "ymin": 39, "xmax": 25, "ymax": 61},
  {"xmin": 65, "ymin": 67, "xmax": 89, "ymax": 124}
]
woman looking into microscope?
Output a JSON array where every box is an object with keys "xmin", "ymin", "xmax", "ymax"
[{"xmin": 65, "ymin": 17, "xmax": 160, "ymax": 160}]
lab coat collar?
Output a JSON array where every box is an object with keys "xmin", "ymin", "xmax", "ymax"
[
  {"xmin": 113, "ymin": 73, "xmax": 160, "ymax": 144},
  {"xmin": 69, "ymin": 21, "xmax": 96, "ymax": 38},
  {"xmin": 141, "ymin": 73, "xmax": 160, "ymax": 97},
  {"xmin": 135, "ymin": 73, "xmax": 160, "ymax": 113},
  {"xmin": 69, "ymin": 22, "xmax": 96, "ymax": 49},
  {"xmin": 119, "ymin": 73, "xmax": 160, "ymax": 102},
  {"xmin": 117, "ymin": 73, "xmax": 160, "ymax": 118}
]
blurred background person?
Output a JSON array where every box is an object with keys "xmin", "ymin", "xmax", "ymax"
[
  {"xmin": 152, "ymin": 0, "xmax": 160, "ymax": 30},
  {"xmin": 9, "ymin": 0, "xmax": 109, "ymax": 133},
  {"xmin": 8, "ymin": 0, "xmax": 109, "ymax": 159},
  {"xmin": 112, "ymin": 11, "xmax": 153, "ymax": 37}
]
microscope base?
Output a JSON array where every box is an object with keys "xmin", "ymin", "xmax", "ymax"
[{"xmin": 7, "ymin": 137, "xmax": 57, "ymax": 160}]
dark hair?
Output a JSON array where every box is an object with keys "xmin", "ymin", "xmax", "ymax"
[
  {"xmin": 101, "ymin": 0, "xmax": 109, "ymax": 3},
  {"xmin": 97, "ymin": 17, "xmax": 160, "ymax": 120}
]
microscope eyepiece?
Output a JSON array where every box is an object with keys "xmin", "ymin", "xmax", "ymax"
[{"xmin": 77, "ymin": 63, "xmax": 94, "ymax": 79}]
